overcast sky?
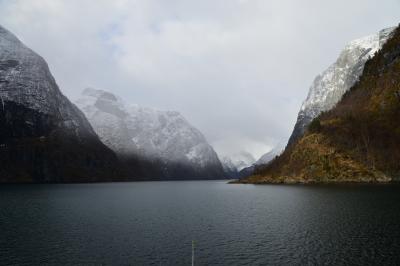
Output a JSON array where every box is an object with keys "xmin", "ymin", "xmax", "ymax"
[{"xmin": 0, "ymin": 0, "xmax": 399, "ymax": 160}]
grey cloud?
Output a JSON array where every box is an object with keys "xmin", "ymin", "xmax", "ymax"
[{"xmin": 0, "ymin": 0, "xmax": 399, "ymax": 159}]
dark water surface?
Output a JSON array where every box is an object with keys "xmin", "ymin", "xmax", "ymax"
[{"xmin": 1, "ymin": 181, "xmax": 400, "ymax": 265}]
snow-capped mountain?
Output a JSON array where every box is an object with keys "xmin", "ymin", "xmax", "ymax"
[
  {"xmin": 237, "ymin": 146, "xmax": 283, "ymax": 178},
  {"xmin": 220, "ymin": 151, "xmax": 256, "ymax": 174},
  {"xmin": 288, "ymin": 27, "xmax": 395, "ymax": 146},
  {"xmin": 76, "ymin": 88, "xmax": 224, "ymax": 179},
  {"xmin": 0, "ymin": 25, "xmax": 120, "ymax": 182},
  {"xmin": 220, "ymin": 156, "xmax": 240, "ymax": 177},
  {"xmin": 254, "ymin": 149, "xmax": 281, "ymax": 166},
  {"xmin": 219, "ymin": 151, "xmax": 263, "ymax": 178}
]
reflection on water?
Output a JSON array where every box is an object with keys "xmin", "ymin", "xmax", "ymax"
[{"xmin": 1, "ymin": 181, "xmax": 400, "ymax": 265}]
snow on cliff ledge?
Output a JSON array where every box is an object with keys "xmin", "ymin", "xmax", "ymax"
[
  {"xmin": 75, "ymin": 88, "xmax": 224, "ymax": 174},
  {"xmin": 288, "ymin": 27, "xmax": 395, "ymax": 145}
]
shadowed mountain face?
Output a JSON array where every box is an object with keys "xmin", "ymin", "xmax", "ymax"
[
  {"xmin": 240, "ymin": 25, "xmax": 400, "ymax": 184},
  {"xmin": 0, "ymin": 25, "xmax": 122, "ymax": 183},
  {"xmin": 76, "ymin": 88, "xmax": 225, "ymax": 180}
]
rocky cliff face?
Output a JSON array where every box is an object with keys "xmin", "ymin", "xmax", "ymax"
[
  {"xmin": 288, "ymin": 27, "xmax": 395, "ymax": 146},
  {"xmin": 76, "ymin": 88, "xmax": 225, "ymax": 179},
  {"xmin": 0, "ymin": 25, "xmax": 121, "ymax": 183},
  {"xmin": 240, "ymin": 25, "xmax": 400, "ymax": 184}
]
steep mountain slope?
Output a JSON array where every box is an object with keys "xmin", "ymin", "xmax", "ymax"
[
  {"xmin": 76, "ymin": 88, "xmax": 225, "ymax": 179},
  {"xmin": 288, "ymin": 27, "xmax": 394, "ymax": 146},
  {"xmin": 240, "ymin": 25, "xmax": 400, "ymax": 184},
  {"xmin": 255, "ymin": 149, "xmax": 280, "ymax": 165},
  {"xmin": 0, "ymin": 25, "xmax": 122, "ymax": 183},
  {"xmin": 237, "ymin": 147, "xmax": 282, "ymax": 178},
  {"xmin": 220, "ymin": 151, "xmax": 257, "ymax": 178},
  {"xmin": 220, "ymin": 151, "xmax": 255, "ymax": 171},
  {"xmin": 220, "ymin": 157, "xmax": 240, "ymax": 178}
]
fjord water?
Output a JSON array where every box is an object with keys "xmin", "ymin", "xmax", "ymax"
[{"xmin": 1, "ymin": 181, "xmax": 400, "ymax": 265}]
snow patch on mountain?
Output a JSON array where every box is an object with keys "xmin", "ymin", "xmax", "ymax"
[
  {"xmin": 0, "ymin": 24, "xmax": 120, "ymax": 182},
  {"xmin": 288, "ymin": 27, "xmax": 395, "ymax": 146},
  {"xmin": 76, "ymin": 88, "xmax": 224, "ymax": 178},
  {"xmin": 255, "ymin": 145, "xmax": 284, "ymax": 166},
  {"xmin": 220, "ymin": 151, "xmax": 256, "ymax": 172},
  {"xmin": 0, "ymin": 25, "xmax": 97, "ymax": 137}
]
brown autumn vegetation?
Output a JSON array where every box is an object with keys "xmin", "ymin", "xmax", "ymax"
[{"xmin": 241, "ymin": 25, "xmax": 400, "ymax": 184}]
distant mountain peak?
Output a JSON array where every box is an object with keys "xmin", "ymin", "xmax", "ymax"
[
  {"xmin": 82, "ymin": 87, "xmax": 119, "ymax": 101},
  {"xmin": 76, "ymin": 88, "xmax": 224, "ymax": 179}
]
